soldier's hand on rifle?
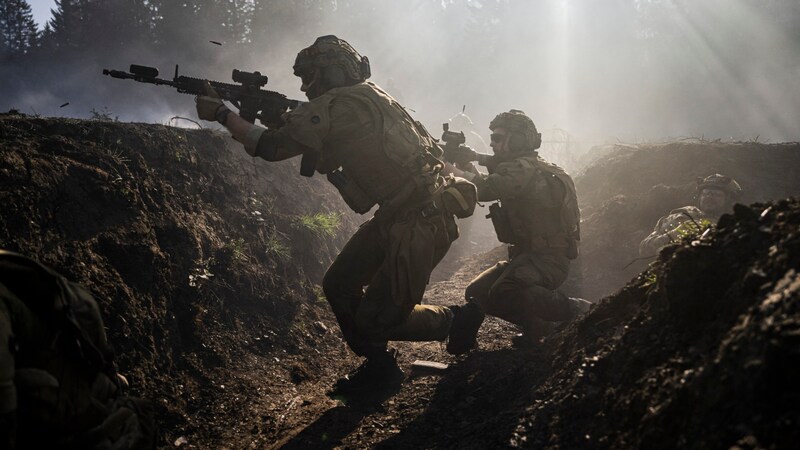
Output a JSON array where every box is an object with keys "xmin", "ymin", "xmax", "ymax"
[
  {"xmin": 443, "ymin": 145, "xmax": 478, "ymax": 167},
  {"xmin": 195, "ymin": 82, "xmax": 231, "ymax": 124}
]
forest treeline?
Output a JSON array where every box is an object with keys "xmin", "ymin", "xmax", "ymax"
[
  {"xmin": 5, "ymin": 0, "xmax": 800, "ymax": 63},
  {"xmin": 1, "ymin": 0, "xmax": 340, "ymax": 60},
  {"xmin": 2, "ymin": 0, "xmax": 800, "ymax": 139}
]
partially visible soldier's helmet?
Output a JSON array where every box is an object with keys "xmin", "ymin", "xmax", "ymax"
[
  {"xmin": 293, "ymin": 35, "xmax": 371, "ymax": 93},
  {"xmin": 696, "ymin": 173, "xmax": 743, "ymax": 201},
  {"xmin": 489, "ymin": 109, "xmax": 542, "ymax": 151},
  {"xmin": 449, "ymin": 112, "xmax": 474, "ymax": 132}
]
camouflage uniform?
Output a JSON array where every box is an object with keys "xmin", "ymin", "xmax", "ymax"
[
  {"xmin": 0, "ymin": 251, "xmax": 155, "ymax": 449},
  {"xmin": 638, "ymin": 174, "xmax": 742, "ymax": 256},
  {"xmin": 244, "ymin": 81, "xmax": 460, "ymax": 359},
  {"xmin": 444, "ymin": 110, "xmax": 584, "ymax": 354},
  {"xmin": 638, "ymin": 206, "xmax": 712, "ymax": 255},
  {"xmin": 465, "ymin": 152, "xmax": 580, "ymax": 337}
]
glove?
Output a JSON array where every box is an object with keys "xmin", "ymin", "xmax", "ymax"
[
  {"xmin": 195, "ymin": 82, "xmax": 230, "ymax": 124},
  {"xmin": 443, "ymin": 145, "xmax": 478, "ymax": 166}
]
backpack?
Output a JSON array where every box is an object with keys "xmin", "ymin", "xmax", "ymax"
[
  {"xmin": 517, "ymin": 157, "xmax": 581, "ymax": 259},
  {"xmin": 352, "ymin": 83, "xmax": 444, "ymax": 190}
]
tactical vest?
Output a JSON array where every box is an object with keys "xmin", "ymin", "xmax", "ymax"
[
  {"xmin": 324, "ymin": 82, "xmax": 443, "ymax": 214},
  {"xmin": 490, "ymin": 155, "xmax": 580, "ymax": 258}
]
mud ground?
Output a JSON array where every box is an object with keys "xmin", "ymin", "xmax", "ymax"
[{"xmin": 1, "ymin": 114, "xmax": 798, "ymax": 449}]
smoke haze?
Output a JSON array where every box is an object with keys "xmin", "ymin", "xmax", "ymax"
[{"xmin": 3, "ymin": 0, "xmax": 800, "ymax": 171}]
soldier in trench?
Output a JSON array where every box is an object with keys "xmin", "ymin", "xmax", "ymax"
[
  {"xmin": 442, "ymin": 110, "xmax": 591, "ymax": 352},
  {"xmin": 639, "ymin": 174, "xmax": 743, "ymax": 256},
  {"xmin": 0, "ymin": 250, "xmax": 156, "ymax": 449},
  {"xmin": 194, "ymin": 35, "xmax": 477, "ymax": 393}
]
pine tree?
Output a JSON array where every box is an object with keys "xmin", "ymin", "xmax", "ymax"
[
  {"xmin": 44, "ymin": 0, "xmax": 87, "ymax": 51},
  {"xmin": 150, "ymin": 0, "xmax": 197, "ymax": 49},
  {"xmin": 0, "ymin": 0, "xmax": 39, "ymax": 56},
  {"xmin": 82, "ymin": 0, "xmax": 153, "ymax": 53}
]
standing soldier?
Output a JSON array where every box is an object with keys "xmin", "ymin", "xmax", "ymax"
[
  {"xmin": 639, "ymin": 174, "xmax": 743, "ymax": 255},
  {"xmin": 443, "ymin": 110, "xmax": 590, "ymax": 352},
  {"xmin": 195, "ymin": 35, "xmax": 475, "ymax": 393}
]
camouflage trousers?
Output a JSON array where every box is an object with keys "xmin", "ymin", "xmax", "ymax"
[
  {"xmin": 323, "ymin": 206, "xmax": 457, "ymax": 358},
  {"xmin": 465, "ymin": 250, "xmax": 572, "ymax": 335}
]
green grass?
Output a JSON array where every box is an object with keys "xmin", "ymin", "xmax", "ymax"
[
  {"xmin": 224, "ymin": 237, "xmax": 249, "ymax": 262},
  {"xmin": 264, "ymin": 234, "xmax": 290, "ymax": 260},
  {"xmin": 671, "ymin": 218, "xmax": 714, "ymax": 240},
  {"xmin": 295, "ymin": 212, "xmax": 341, "ymax": 238}
]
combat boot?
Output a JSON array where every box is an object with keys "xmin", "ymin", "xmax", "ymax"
[
  {"xmin": 330, "ymin": 349, "xmax": 404, "ymax": 395},
  {"xmin": 446, "ymin": 302, "xmax": 485, "ymax": 355}
]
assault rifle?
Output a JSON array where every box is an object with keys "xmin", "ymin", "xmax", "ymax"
[
  {"xmin": 102, "ymin": 64, "xmax": 302, "ymax": 126},
  {"xmin": 441, "ymin": 122, "xmax": 476, "ymax": 167}
]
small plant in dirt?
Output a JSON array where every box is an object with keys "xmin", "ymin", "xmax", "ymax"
[
  {"xmin": 301, "ymin": 281, "xmax": 327, "ymax": 303},
  {"xmin": 263, "ymin": 234, "xmax": 290, "ymax": 261},
  {"xmin": 107, "ymin": 147, "xmax": 130, "ymax": 165},
  {"xmin": 247, "ymin": 194, "xmax": 276, "ymax": 223},
  {"xmin": 90, "ymin": 107, "xmax": 118, "ymax": 122},
  {"xmin": 223, "ymin": 237, "xmax": 250, "ymax": 263},
  {"xmin": 669, "ymin": 218, "xmax": 714, "ymax": 241},
  {"xmin": 312, "ymin": 284, "xmax": 326, "ymax": 303},
  {"xmin": 641, "ymin": 268, "xmax": 658, "ymax": 288},
  {"xmin": 295, "ymin": 212, "xmax": 341, "ymax": 238}
]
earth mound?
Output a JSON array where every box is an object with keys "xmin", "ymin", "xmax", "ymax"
[
  {"xmin": 511, "ymin": 198, "xmax": 800, "ymax": 449},
  {"xmin": 566, "ymin": 140, "xmax": 800, "ymax": 301},
  {"xmin": 0, "ymin": 112, "xmax": 362, "ymax": 446},
  {"xmin": 3, "ymin": 114, "xmax": 798, "ymax": 448}
]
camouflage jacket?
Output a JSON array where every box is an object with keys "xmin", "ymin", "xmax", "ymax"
[
  {"xmin": 639, "ymin": 206, "xmax": 713, "ymax": 255},
  {"xmin": 469, "ymin": 153, "xmax": 579, "ymax": 256}
]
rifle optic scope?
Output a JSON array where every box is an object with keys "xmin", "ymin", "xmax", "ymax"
[
  {"xmin": 130, "ymin": 65, "xmax": 159, "ymax": 79},
  {"xmin": 232, "ymin": 70, "xmax": 268, "ymax": 87}
]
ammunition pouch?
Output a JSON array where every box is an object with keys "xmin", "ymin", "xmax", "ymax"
[
  {"xmin": 440, "ymin": 176, "xmax": 477, "ymax": 219},
  {"xmin": 487, "ymin": 202, "xmax": 515, "ymax": 243},
  {"xmin": 327, "ymin": 169, "xmax": 376, "ymax": 214}
]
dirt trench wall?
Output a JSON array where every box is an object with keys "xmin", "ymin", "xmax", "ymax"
[
  {"xmin": 565, "ymin": 141, "xmax": 800, "ymax": 301},
  {"xmin": 0, "ymin": 114, "xmax": 360, "ymax": 419},
  {"xmin": 512, "ymin": 198, "xmax": 800, "ymax": 449}
]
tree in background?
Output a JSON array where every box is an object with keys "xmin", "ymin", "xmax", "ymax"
[
  {"xmin": 41, "ymin": 0, "xmax": 87, "ymax": 52},
  {"xmin": 42, "ymin": 0, "xmax": 153, "ymax": 56},
  {"xmin": 82, "ymin": 0, "xmax": 153, "ymax": 54},
  {"xmin": 0, "ymin": 0, "xmax": 39, "ymax": 58}
]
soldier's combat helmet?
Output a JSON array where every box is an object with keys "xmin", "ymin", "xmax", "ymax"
[
  {"xmin": 489, "ymin": 109, "xmax": 542, "ymax": 152},
  {"xmin": 449, "ymin": 112, "xmax": 474, "ymax": 131},
  {"xmin": 293, "ymin": 35, "xmax": 371, "ymax": 88},
  {"xmin": 696, "ymin": 173, "xmax": 743, "ymax": 201}
]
